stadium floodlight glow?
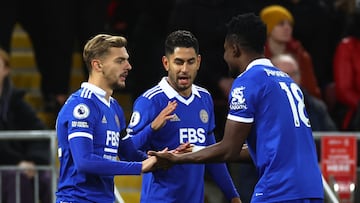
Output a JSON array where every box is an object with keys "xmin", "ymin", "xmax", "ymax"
[
  {"xmin": 350, "ymin": 183, "xmax": 355, "ymax": 192},
  {"xmin": 333, "ymin": 183, "xmax": 339, "ymax": 192}
]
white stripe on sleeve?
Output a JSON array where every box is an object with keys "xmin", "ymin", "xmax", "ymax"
[{"xmin": 68, "ymin": 132, "xmax": 93, "ymax": 140}]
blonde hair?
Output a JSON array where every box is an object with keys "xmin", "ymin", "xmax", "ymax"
[{"xmin": 83, "ymin": 34, "xmax": 128, "ymax": 72}]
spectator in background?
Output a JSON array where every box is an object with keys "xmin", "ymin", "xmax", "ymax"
[
  {"xmin": 260, "ymin": 5, "xmax": 322, "ymax": 99},
  {"xmin": 333, "ymin": 10, "xmax": 360, "ymax": 131},
  {"xmin": 0, "ymin": 48, "xmax": 51, "ymax": 203},
  {"xmin": 273, "ymin": 0, "xmax": 339, "ymax": 93},
  {"xmin": 0, "ymin": 0, "xmax": 64, "ymax": 114},
  {"xmin": 272, "ymin": 54, "xmax": 337, "ymax": 131}
]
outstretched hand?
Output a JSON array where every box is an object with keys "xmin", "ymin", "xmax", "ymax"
[
  {"xmin": 142, "ymin": 148, "xmax": 174, "ymax": 173},
  {"xmin": 171, "ymin": 142, "xmax": 193, "ymax": 154},
  {"xmin": 141, "ymin": 156, "xmax": 158, "ymax": 173},
  {"xmin": 151, "ymin": 100, "xmax": 177, "ymax": 130},
  {"xmin": 147, "ymin": 149, "xmax": 180, "ymax": 164},
  {"xmin": 143, "ymin": 142, "xmax": 191, "ymax": 172}
]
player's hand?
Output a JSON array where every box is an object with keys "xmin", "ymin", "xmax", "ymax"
[
  {"xmin": 148, "ymin": 149, "xmax": 180, "ymax": 164},
  {"xmin": 151, "ymin": 100, "xmax": 177, "ymax": 130},
  {"xmin": 142, "ymin": 148, "xmax": 172, "ymax": 172},
  {"xmin": 171, "ymin": 142, "xmax": 193, "ymax": 154},
  {"xmin": 141, "ymin": 156, "xmax": 157, "ymax": 173},
  {"xmin": 231, "ymin": 197, "xmax": 242, "ymax": 203}
]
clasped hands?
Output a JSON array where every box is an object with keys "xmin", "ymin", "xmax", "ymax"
[{"xmin": 141, "ymin": 142, "xmax": 192, "ymax": 173}]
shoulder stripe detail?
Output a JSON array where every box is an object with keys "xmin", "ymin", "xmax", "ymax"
[
  {"xmin": 227, "ymin": 114, "xmax": 254, "ymax": 123},
  {"xmin": 143, "ymin": 86, "xmax": 163, "ymax": 99},
  {"xmin": 143, "ymin": 86, "xmax": 161, "ymax": 98},
  {"xmin": 148, "ymin": 89, "xmax": 163, "ymax": 99},
  {"xmin": 68, "ymin": 132, "xmax": 93, "ymax": 140},
  {"xmin": 195, "ymin": 86, "xmax": 210, "ymax": 94},
  {"xmin": 80, "ymin": 88, "xmax": 92, "ymax": 99}
]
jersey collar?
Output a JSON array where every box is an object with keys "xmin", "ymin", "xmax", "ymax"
[
  {"xmin": 159, "ymin": 77, "xmax": 201, "ymax": 105},
  {"xmin": 81, "ymin": 82, "xmax": 111, "ymax": 107},
  {"xmin": 239, "ymin": 58, "xmax": 273, "ymax": 77}
]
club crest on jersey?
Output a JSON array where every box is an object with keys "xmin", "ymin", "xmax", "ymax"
[
  {"xmin": 129, "ymin": 111, "xmax": 140, "ymax": 127},
  {"xmin": 230, "ymin": 86, "xmax": 247, "ymax": 110},
  {"xmin": 73, "ymin": 103, "xmax": 90, "ymax": 119},
  {"xmin": 199, "ymin": 109, "xmax": 209, "ymax": 123}
]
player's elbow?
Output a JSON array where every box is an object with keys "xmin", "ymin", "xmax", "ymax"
[
  {"xmin": 222, "ymin": 151, "xmax": 236, "ymax": 161},
  {"xmin": 215, "ymin": 141, "xmax": 240, "ymax": 161},
  {"xmin": 75, "ymin": 161, "xmax": 89, "ymax": 173},
  {"xmin": 222, "ymin": 146, "xmax": 241, "ymax": 162},
  {"xmin": 74, "ymin": 156, "xmax": 93, "ymax": 173}
]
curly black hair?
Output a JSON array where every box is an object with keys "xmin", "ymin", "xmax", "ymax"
[{"xmin": 225, "ymin": 13, "xmax": 267, "ymax": 54}]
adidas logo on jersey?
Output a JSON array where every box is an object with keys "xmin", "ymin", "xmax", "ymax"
[
  {"xmin": 170, "ymin": 114, "xmax": 181, "ymax": 121},
  {"xmin": 101, "ymin": 115, "xmax": 107, "ymax": 123}
]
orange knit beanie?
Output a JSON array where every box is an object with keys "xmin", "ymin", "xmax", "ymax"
[{"xmin": 260, "ymin": 5, "xmax": 294, "ymax": 35}]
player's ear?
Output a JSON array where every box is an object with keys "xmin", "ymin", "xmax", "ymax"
[
  {"xmin": 162, "ymin": 56, "xmax": 170, "ymax": 71},
  {"xmin": 233, "ymin": 44, "xmax": 241, "ymax": 57},
  {"xmin": 196, "ymin": 54, "xmax": 201, "ymax": 71},
  {"xmin": 91, "ymin": 60, "xmax": 103, "ymax": 72}
]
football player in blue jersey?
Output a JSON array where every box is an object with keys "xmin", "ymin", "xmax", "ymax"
[
  {"xmin": 55, "ymin": 34, "xmax": 176, "ymax": 203},
  {"xmin": 126, "ymin": 30, "xmax": 241, "ymax": 203},
  {"xmin": 150, "ymin": 13, "xmax": 325, "ymax": 203}
]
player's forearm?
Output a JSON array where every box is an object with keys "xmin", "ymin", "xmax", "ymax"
[
  {"xmin": 76, "ymin": 154, "xmax": 143, "ymax": 175},
  {"xmin": 118, "ymin": 136, "xmax": 147, "ymax": 161},
  {"xmin": 177, "ymin": 142, "xmax": 228, "ymax": 163},
  {"xmin": 70, "ymin": 137, "xmax": 142, "ymax": 175},
  {"xmin": 128, "ymin": 124, "xmax": 154, "ymax": 149}
]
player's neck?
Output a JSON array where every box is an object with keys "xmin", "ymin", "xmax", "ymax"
[{"xmin": 87, "ymin": 78, "xmax": 113, "ymax": 101}]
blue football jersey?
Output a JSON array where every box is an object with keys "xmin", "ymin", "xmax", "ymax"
[
  {"xmin": 127, "ymin": 77, "xmax": 238, "ymax": 203},
  {"xmin": 56, "ymin": 82, "xmax": 142, "ymax": 203},
  {"xmin": 228, "ymin": 59, "xmax": 324, "ymax": 202}
]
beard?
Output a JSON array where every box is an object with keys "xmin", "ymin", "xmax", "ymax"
[
  {"xmin": 111, "ymin": 81, "xmax": 125, "ymax": 90},
  {"xmin": 106, "ymin": 76, "xmax": 125, "ymax": 91},
  {"xmin": 103, "ymin": 70, "xmax": 125, "ymax": 90}
]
